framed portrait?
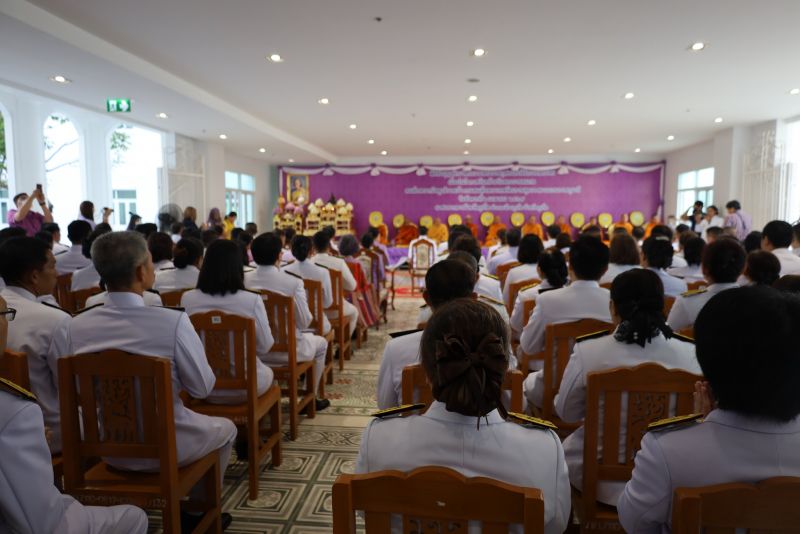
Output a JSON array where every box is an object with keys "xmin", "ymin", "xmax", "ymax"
[{"xmin": 286, "ymin": 174, "xmax": 310, "ymax": 205}]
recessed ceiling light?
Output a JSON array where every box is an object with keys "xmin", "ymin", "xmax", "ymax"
[
  {"xmin": 380, "ymin": 150, "xmax": 388, "ymax": 156},
  {"xmin": 466, "ymin": 121, "xmax": 475, "ymax": 127},
  {"xmin": 367, "ymin": 139, "xmax": 375, "ymax": 144},
  {"xmin": 667, "ymin": 135, "xmax": 675, "ymax": 141},
  {"xmin": 471, "ymin": 48, "xmax": 486, "ymax": 57},
  {"xmin": 219, "ymin": 134, "xmax": 228, "ymax": 140},
  {"xmin": 288, "ymin": 158, "xmax": 295, "ymax": 163},
  {"xmin": 690, "ymin": 42, "xmax": 706, "ymax": 51},
  {"xmin": 563, "ymin": 137, "xmax": 572, "ymax": 143},
  {"xmin": 349, "ymin": 123, "xmax": 357, "ymax": 129},
  {"xmin": 714, "ymin": 117, "xmax": 724, "ymax": 123},
  {"xmin": 587, "ymin": 119, "xmax": 596, "ymax": 126},
  {"xmin": 317, "ymin": 97, "xmax": 330, "ymax": 105},
  {"xmin": 467, "ymin": 95, "xmax": 478, "ymax": 103},
  {"xmin": 623, "ymin": 92, "xmax": 635, "ymax": 100},
  {"xmin": 790, "ymin": 88, "xmax": 800, "ymax": 96},
  {"xmin": 267, "ymin": 53, "xmax": 284, "ymax": 62},
  {"xmin": 466, "ymin": 78, "xmax": 480, "ymax": 83},
  {"xmin": 634, "ymin": 148, "xmax": 641, "ymax": 153},
  {"xmin": 259, "ymin": 147, "xmax": 266, "ymax": 153},
  {"xmin": 547, "ymin": 149, "xmax": 554, "ymax": 154},
  {"xmin": 464, "ymin": 138, "xmax": 472, "ymax": 144},
  {"xmin": 463, "ymin": 150, "xmax": 470, "ymax": 155},
  {"xmin": 49, "ymin": 75, "xmax": 71, "ymax": 84},
  {"xmin": 156, "ymin": 112, "xmax": 168, "ymax": 119}
]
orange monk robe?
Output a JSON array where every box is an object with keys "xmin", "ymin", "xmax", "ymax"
[
  {"xmin": 395, "ymin": 223, "xmax": 419, "ymax": 245},
  {"xmin": 466, "ymin": 222, "xmax": 479, "ymax": 238},
  {"xmin": 644, "ymin": 222, "xmax": 658, "ymax": 238},
  {"xmin": 427, "ymin": 222, "xmax": 449, "ymax": 244},
  {"xmin": 521, "ymin": 222, "xmax": 544, "ymax": 239},
  {"xmin": 559, "ymin": 223, "xmax": 572, "ymax": 236},
  {"xmin": 483, "ymin": 221, "xmax": 507, "ymax": 247},
  {"xmin": 377, "ymin": 223, "xmax": 389, "ymax": 245},
  {"xmin": 612, "ymin": 222, "xmax": 634, "ymax": 234}
]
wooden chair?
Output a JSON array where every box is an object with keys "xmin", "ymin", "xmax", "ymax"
[
  {"xmin": 663, "ymin": 296, "xmax": 676, "ymax": 317},
  {"xmin": 70, "ymin": 286, "xmax": 102, "ymax": 312},
  {"xmin": 401, "ymin": 364, "xmax": 524, "ymax": 414},
  {"xmin": 599, "ymin": 282, "xmax": 612, "ymax": 290},
  {"xmin": 357, "ymin": 248, "xmax": 389, "ymax": 326},
  {"xmin": 186, "ymin": 312, "xmax": 282, "ymax": 500},
  {"xmin": 332, "ymin": 466, "xmax": 545, "ymax": 534},
  {"xmin": 58, "ymin": 352, "xmax": 222, "ymax": 534},
  {"xmin": 54, "ymin": 273, "xmax": 73, "ymax": 310},
  {"xmin": 506, "ymin": 278, "xmax": 539, "ymax": 315},
  {"xmin": 325, "ymin": 269, "xmax": 352, "ymax": 369},
  {"xmin": 303, "ymin": 278, "xmax": 335, "ymax": 394},
  {"xmin": 676, "ymin": 326, "xmax": 694, "ymax": 339},
  {"xmin": 672, "ymin": 477, "xmax": 800, "ymax": 533},
  {"xmin": 686, "ymin": 280, "xmax": 707, "ymax": 291},
  {"xmin": 160, "ymin": 289, "xmax": 191, "ymax": 308},
  {"xmin": 409, "ymin": 239, "xmax": 435, "ymax": 295},
  {"xmin": 0, "ymin": 349, "xmax": 29, "ymax": 388},
  {"xmin": 574, "ymin": 363, "xmax": 701, "ymax": 531},
  {"xmin": 496, "ymin": 261, "xmax": 522, "ymax": 289},
  {"xmin": 512, "ymin": 298, "xmax": 538, "ymax": 354},
  {"xmin": 261, "ymin": 290, "xmax": 316, "ymax": 440}
]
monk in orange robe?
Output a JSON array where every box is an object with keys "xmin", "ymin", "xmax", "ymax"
[
  {"xmin": 521, "ymin": 214, "xmax": 545, "ymax": 239},
  {"xmin": 557, "ymin": 215, "xmax": 572, "ymax": 237},
  {"xmin": 394, "ymin": 216, "xmax": 419, "ymax": 245},
  {"xmin": 376, "ymin": 222, "xmax": 389, "ymax": 245},
  {"xmin": 464, "ymin": 215, "xmax": 479, "ymax": 238},
  {"xmin": 611, "ymin": 213, "xmax": 634, "ymax": 235},
  {"xmin": 427, "ymin": 217, "xmax": 449, "ymax": 244},
  {"xmin": 644, "ymin": 215, "xmax": 661, "ymax": 238},
  {"xmin": 483, "ymin": 215, "xmax": 507, "ymax": 247}
]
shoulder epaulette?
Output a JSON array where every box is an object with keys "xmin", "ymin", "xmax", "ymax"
[
  {"xmin": 156, "ymin": 306, "xmax": 185, "ymax": 312},
  {"xmin": 41, "ymin": 301, "xmax": 72, "ymax": 316},
  {"xmin": 146, "ymin": 288, "xmax": 161, "ymax": 295},
  {"xmin": 419, "ymin": 303, "xmax": 428, "ymax": 309},
  {"xmin": 575, "ymin": 330, "xmax": 611, "ymax": 343},
  {"xmin": 389, "ymin": 328, "xmax": 423, "ymax": 339},
  {"xmin": 285, "ymin": 270, "xmax": 303, "ymax": 280},
  {"xmin": 243, "ymin": 288, "xmax": 262, "ymax": 295},
  {"xmin": 483, "ymin": 273, "xmax": 499, "ymax": 280},
  {"xmin": 54, "ymin": 249, "xmax": 68, "ymax": 256},
  {"xmin": 507, "ymin": 412, "xmax": 558, "ymax": 430},
  {"xmin": 681, "ymin": 288, "xmax": 707, "ymax": 298},
  {"xmin": 243, "ymin": 267, "xmax": 254, "ymax": 273},
  {"xmin": 314, "ymin": 263, "xmax": 331, "ymax": 270},
  {"xmin": 0, "ymin": 377, "xmax": 36, "ymax": 401},
  {"xmin": 159, "ymin": 267, "xmax": 176, "ymax": 271},
  {"xmin": 439, "ymin": 249, "xmax": 448, "ymax": 255},
  {"xmin": 372, "ymin": 403, "xmax": 426, "ymax": 418},
  {"xmin": 647, "ymin": 413, "xmax": 702, "ymax": 432},
  {"xmin": 478, "ymin": 295, "xmax": 503, "ymax": 306},
  {"xmin": 520, "ymin": 282, "xmax": 540, "ymax": 292},
  {"xmin": 671, "ymin": 332, "xmax": 695, "ymax": 344},
  {"xmin": 74, "ymin": 303, "xmax": 103, "ymax": 315},
  {"xmin": 538, "ymin": 287, "xmax": 559, "ymax": 294}
]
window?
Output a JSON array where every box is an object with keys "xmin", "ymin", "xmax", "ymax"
[
  {"xmin": 0, "ymin": 108, "xmax": 9, "ymax": 227},
  {"xmin": 109, "ymin": 124, "xmax": 164, "ymax": 230},
  {"xmin": 676, "ymin": 167, "xmax": 714, "ymax": 216},
  {"xmin": 44, "ymin": 114, "xmax": 83, "ymax": 229},
  {"xmin": 112, "ymin": 189, "xmax": 137, "ymax": 227},
  {"xmin": 225, "ymin": 171, "xmax": 255, "ymax": 224}
]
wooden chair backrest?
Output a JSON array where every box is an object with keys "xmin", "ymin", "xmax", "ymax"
[
  {"xmin": 160, "ymin": 289, "xmax": 190, "ymax": 308},
  {"xmin": 372, "ymin": 246, "xmax": 389, "ymax": 271},
  {"xmin": 54, "ymin": 273, "xmax": 73, "ymax": 309},
  {"xmin": 496, "ymin": 261, "xmax": 522, "ymax": 289},
  {"xmin": 663, "ymin": 296, "xmax": 676, "ymax": 317},
  {"xmin": 325, "ymin": 268, "xmax": 345, "ymax": 314},
  {"xmin": 582, "ymin": 363, "xmax": 701, "ymax": 519},
  {"xmin": 71, "ymin": 287, "xmax": 102, "ymax": 311},
  {"xmin": 401, "ymin": 364, "xmax": 524, "ymax": 413},
  {"xmin": 0, "ymin": 349, "xmax": 30, "ymax": 389},
  {"xmin": 686, "ymin": 280, "xmax": 707, "ymax": 291},
  {"xmin": 260, "ymin": 291, "xmax": 296, "ymax": 358},
  {"xmin": 540, "ymin": 318, "xmax": 614, "ymax": 421},
  {"xmin": 355, "ymin": 249, "xmax": 378, "ymax": 286},
  {"xmin": 332, "ymin": 466, "xmax": 545, "ymax": 534},
  {"xmin": 303, "ymin": 279, "xmax": 326, "ymax": 336},
  {"xmin": 676, "ymin": 326, "xmax": 694, "ymax": 339},
  {"xmin": 522, "ymin": 299, "xmax": 537, "ymax": 329},
  {"xmin": 599, "ymin": 282, "xmax": 612, "ymax": 290},
  {"xmin": 410, "ymin": 239, "xmax": 435, "ymax": 270},
  {"xmin": 672, "ymin": 477, "xmax": 800, "ymax": 533},
  {"xmin": 58, "ymin": 352, "xmax": 179, "ymax": 489},
  {"xmin": 507, "ymin": 278, "xmax": 539, "ymax": 314},
  {"xmin": 189, "ymin": 311, "xmax": 256, "ymax": 396}
]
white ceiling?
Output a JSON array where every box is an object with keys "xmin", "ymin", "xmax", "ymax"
[{"xmin": 2, "ymin": 0, "xmax": 800, "ymax": 164}]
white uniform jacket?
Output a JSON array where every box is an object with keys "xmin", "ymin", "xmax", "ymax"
[
  {"xmin": 284, "ymin": 259, "xmax": 333, "ymax": 333},
  {"xmin": 70, "ymin": 264, "xmax": 101, "ymax": 291},
  {"xmin": 0, "ymin": 389, "xmax": 148, "ymax": 534},
  {"xmin": 666, "ymin": 283, "xmax": 738, "ymax": 331},
  {"xmin": 510, "ymin": 280, "xmax": 554, "ymax": 335},
  {"xmin": 356, "ymin": 401, "xmax": 571, "ymax": 534},
  {"xmin": 86, "ymin": 290, "xmax": 163, "ymax": 308},
  {"xmin": 313, "ymin": 252, "xmax": 357, "ymax": 292},
  {"xmin": 599, "ymin": 263, "xmax": 639, "ymax": 285},
  {"xmin": 618, "ymin": 409, "xmax": 800, "ymax": 533},
  {"xmin": 502, "ymin": 263, "xmax": 540, "ymax": 306},
  {"xmin": 181, "ymin": 288, "xmax": 275, "ymax": 403},
  {"xmin": 153, "ymin": 265, "xmax": 200, "ymax": 292},
  {"xmin": 53, "ymin": 241, "xmax": 70, "ymax": 255},
  {"xmin": 417, "ymin": 296, "xmax": 510, "ymax": 328},
  {"xmin": 474, "ymin": 274, "xmax": 503, "ymax": 303},
  {"xmin": 487, "ymin": 246, "xmax": 519, "ymax": 275},
  {"xmin": 375, "ymin": 330, "xmax": 423, "ymax": 409},
  {"xmin": 55, "ymin": 246, "xmax": 91, "ymax": 275},
  {"xmin": 772, "ymin": 248, "xmax": 800, "ymax": 276},
  {"xmin": 1, "ymin": 286, "xmax": 71, "ymax": 452},
  {"xmin": 154, "ymin": 260, "xmax": 175, "ymax": 271},
  {"xmin": 553, "ymin": 331, "xmax": 701, "ymax": 504},
  {"xmin": 648, "ymin": 267, "xmax": 687, "ymax": 298},
  {"xmin": 665, "ymin": 264, "xmax": 704, "ymax": 283}
]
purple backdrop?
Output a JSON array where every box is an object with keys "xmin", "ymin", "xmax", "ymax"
[{"xmin": 285, "ymin": 164, "xmax": 663, "ymax": 240}]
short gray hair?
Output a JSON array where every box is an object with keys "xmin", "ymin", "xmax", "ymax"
[
  {"xmin": 91, "ymin": 231, "xmax": 149, "ymax": 288},
  {"xmin": 338, "ymin": 234, "xmax": 360, "ymax": 257}
]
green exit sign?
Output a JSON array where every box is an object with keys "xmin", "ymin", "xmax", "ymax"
[{"xmin": 106, "ymin": 98, "xmax": 132, "ymax": 112}]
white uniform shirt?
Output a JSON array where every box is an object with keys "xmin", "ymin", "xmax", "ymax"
[
  {"xmin": 553, "ymin": 332, "xmax": 701, "ymax": 505},
  {"xmin": 700, "ymin": 215, "xmax": 725, "ymax": 239},
  {"xmin": 0, "ymin": 389, "xmax": 148, "ymax": 534},
  {"xmin": 510, "ymin": 280, "xmax": 555, "ymax": 335},
  {"xmin": 284, "ymin": 259, "xmax": 333, "ymax": 333},
  {"xmin": 154, "ymin": 260, "xmax": 175, "ymax": 271},
  {"xmin": 474, "ymin": 274, "xmax": 503, "ymax": 303},
  {"xmin": 670, "ymin": 254, "xmax": 688, "ymax": 268},
  {"xmin": 666, "ymin": 282, "xmax": 738, "ymax": 331},
  {"xmin": 181, "ymin": 288, "xmax": 274, "ymax": 403},
  {"xmin": 487, "ymin": 246, "xmax": 519, "ymax": 275},
  {"xmin": 1, "ymin": 286, "xmax": 71, "ymax": 451},
  {"xmin": 599, "ymin": 263, "xmax": 639, "ymax": 285},
  {"xmin": 376, "ymin": 330, "xmax": 423, "ymax": 409},
  {"xmin": 648, "ymin": 267, "xmax": 687, "ymax": 298},
  {"xmin": 356, "ymin": 401, "xmax": 571, "ymax": 534},
  {"xmin": 55, "ymin": 246, "xmax": 91, "ymax": 275},
  {"xmin": 666, "ymin": 264, "xmax": 704, "ymax": 283},
  {"xmin": 502, "ymin": 263, "xmax": 540, "ymax": 305},
  {"xmin": 153, "ymin": 265, "xmax": 200, "ymax": 292},
  {"xmin": 52, "ymin": 241, "xmax": 70, "ymax": 255},
  {"xmin": 313, "ymin": 252, "xmax": 357, "ymax": 292},
  {"xmin": 70, "ymin": 264, "xmax": 101, "ymax": 291},
  {"xmin": 49, "ymin": 292, "xmax": 234, "ymax": 471},
  {"xmin": 417, "ymin": 296, "xmax": 510, "ymax": 328},
  {"xmin": 86, "ymin": 290, "xmax": 163, "ymax": 308},
  {"xmin": 772, "ymin": 248, "xmax": 800, "ymax": 276},
  {"xmin": 618, "ymin": 410, "xmax": 800, "ymax": 533}
]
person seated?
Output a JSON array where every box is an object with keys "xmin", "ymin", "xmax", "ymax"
[
  {"xmin": 599, "ymin": 233, "xmax": 641, "ymax": 285},
  {"xmin": 169, "ymin": 222, "xmax": 184, "ymax": 244},
  {"xmin": 86, "ymin": 285, "xmax": 164, "ymax": 308},
  {"xmin": 70, "ymin": 223, "xmax": 112, "ymax": 291},
  {"xmin": 452, "ymin": 234, "xmax": 499, "ymax": 300},
  {"xmin": 181, "ymin": 239, "xmax": 274, "ymax": 404},
  {"xmin": 503, "ymin": 235, "xmax": 544, "ymax": 306},
  {"xmin": 520, "ymin": 236, "xmax": 612, "ymax": 375},
  {"xmin": 407, "ymin": 226, "xmax": 437, "ymax": 267},
  {"xmin": 742, "ymin": 250, "xmax": 781, "ymax": 287},
  {"xmin": 774, "ymin": 274, "xmax": 800, "ymax": 292},
  {"xmin": 619, "ymin": 286, "xmax": 800, "ymax": 532},
  {"xmin": 557, "ymin": 215, "xmax": 571, "ymax": 236},
  {"xmin": 793, "ymin": 223, "xmax": 800, "ymax": 257},
  {"xmin": 761, "ymin": 220, "xmax": 800, "ymax": 275},
  {"xmin": 644, "ymin": 215, "xmax": 661, "ymax": 238},
  {"xmin": 666, "ymin": 236, "xmax": 705, "ymax": 282},
  {"xmin": 339, "ymin": 235, "xmax": 378, "ymax": 328},
  {"xmin": 154, "ymin": 237, "xmax": 203, "ymax": 292},
  {"xmin": 581, "ymin": 224, "xmax": 603, "ymax": 240},
  {"xmin": 394, "ymin": 216, "xmax": 419, "ymax": 246},
  {"xmin": 667, "ymin": 238, "xmax": 745, "ymax": 331},
  {"xmin": 0, "ymin": 294, "xmax": 148, "ymax": 534},
  {"xmin": 148, "ymin": 231, "xmax": 175, "ymax": 271},
  {"xmin": 488, "ymin": 228, "xmax": 509, "ymax": 258},
  {"xmin": 611, "ymin": 213, "xmax": 634, "ymax": 235},
  {"xmin": 543, "ymin": 224, "xmax": 560, "ymax": 248},
  {"xmin": 427, "ymin": 217, "xmax": 449, "ymax": 245},
  {"xmin": 361, "ymin": 298, "xmax": 570, "ymax": 534},
  {"xmin": 0, "ymin": 237, "xmax": 71, "ymax": 452},
  {"xmin": 284, "ymin": 235, "xmax": 332, "ymax": 334},
  {"xmin": 360, "ymin": 232, "xmax": 386, "ymax": 285},
  {"xmin": 55, "ymin": 220, "xmax": 93, "ymax": 275},
  {"xmin": 222, "ymin": 211, "xmax": 237, "ymax": 239},
  {"xmin": 48, "ymin": 231, "xmax": 237, "ymax": 530},
  {"xmin": 521, "ymin": 214, "xmax": 545, "ymax": 239},
  {"xmin": 42, "ymin": 222, "xmax": 69, "ymax": 255},
  {"xmin": 510, "ymin": 250, "xmax": 569, "ymax": 339},
  {"xmin": 672, "ymin": 229, "xmax": 697, "ymax": 266},
  {"xmin": 704, "ymin": 226, "xmax": 723, "ymax": 244},
  {"xmin": 640, "ymin": 236, "xmax": 687, "ymax": 297},
  {"xmin": 437, "ymin": 252, "xmax": 510, "ymax": 326},
  {"xmin": 374, "ymin": 221, "xmax": 390, "ymax": 246},
  {"xmin": 464, "ymin": 214, "xmax": 479, "ymax": 238},
  {"xmin": 743, "ymin": 230, "xmax": 762, "ymax": 253},
  {"xmin": 35, "ymin": 230, "xmax": 54, "ymax": 250},
  {"xmin": 484, "ymin": 214, "xmax": 507, "ymax": 247},
  {"xmin": 631, "ymin": 226, "xmax": 645, "ymax": 246},
  {"xmin": 311, "ymin": 231, "xmax": 359, "ymax": 339},
  {"xmin": 555, "ymin": 232, "xmax": 572, "ymax": 253},
  {"xmin": 555, "ymin": 269, "xmax": 701, "ymax": 505},
  {"xmin": 245, "ymin": 233, "xmax": 330, "ymax": 411},
  {"xmin": 487, "ymin": 228, "xmax": 521, "ymax": 275}
]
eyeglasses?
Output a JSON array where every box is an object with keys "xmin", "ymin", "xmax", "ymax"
[{"xmin": 0, "ymin": 308, "xmax": 16, "ymax": 322}]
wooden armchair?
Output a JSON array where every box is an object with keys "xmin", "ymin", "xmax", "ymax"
[
  {"xmin": 409, "ymin": 239, "xmax": 435, "ymax": 295},
  {"xmin": 672, "ymin": 477, "xmax": 800, "ymax": 533},
  {"xmin": 507, "ymin": 278, "xmax": 539, "ymax": 315},
  {"xmin": 401, "ymin": 363, "xmax": 524, "ymax": 414},
  {"xmin": 574, "ymin": 363, "xmax": 701, "ymax": 531},
  {"xmin": 54, "ymin": 273, "xmax": 73, "ymax": 310},
  {"xmin": 58, "ymin": 352, "xmax": 222, "ymax": 534},
  {"xmin": 325, "ymin": 269, "xmax": 352, "ymax": 369},
  {"xmin": 160, "ymin": 289, "xmax": 191, "ymax": 308},
  {"xmin": 496, "ymin": 261, "xmax": 522, "ymax": 290},
  {"xmin": 332, "ymin": 466, "xmax": 545, "ymax": 533},
  {"xmin": 304, "ymin": 278, "xmax": 335, "ymax": 395},
  {"xmin": 261, "ymin": 290, "xmax": 316, "ymax": 440},
  {"xmin": 186, "ymin": 312, "xmax": 282, "ymax": 500},
  {"xmin": 70, "ymin": 286, "xmax": 102, "ymax": 312}
]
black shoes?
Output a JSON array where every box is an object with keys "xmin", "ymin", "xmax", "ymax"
[
  {"xmin": 315, "ymin": 398, "xmax": 331, "ymax": 411},
  {"xmin": 180, "ymin": 511, "xmax": 232, "ymax": 532}
]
